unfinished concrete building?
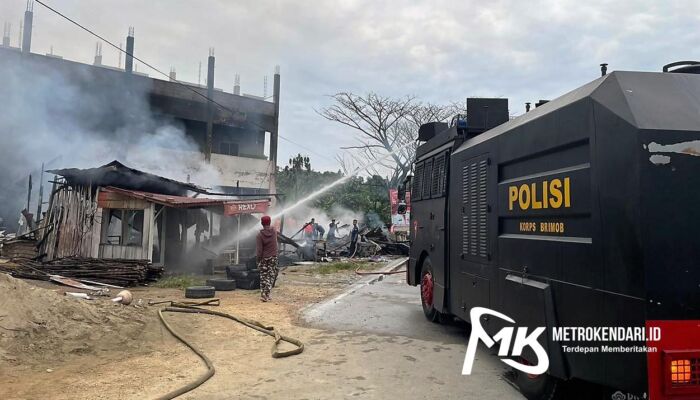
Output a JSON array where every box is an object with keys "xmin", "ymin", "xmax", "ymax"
[{"xmin": 0, "ymin": 4, "xmax": 280, "ymax": 195}]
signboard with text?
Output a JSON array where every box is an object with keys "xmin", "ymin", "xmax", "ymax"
[{"xmin": 223, "ymin": 200, "xmax": 269, "ymax": 216}]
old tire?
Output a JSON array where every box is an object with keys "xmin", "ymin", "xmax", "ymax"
[
  {"xmin": 236, "ymin": 277, "xmax": 261, "ymax": 290},
  {"xmin": 246, "ymin": 257, "xmax": 258, "ymax": 270},
  {"xmin": 229, "ymin": 270, "xmax": 250, "ymax": 280},
  {"xmin": 185, "ymin": 285, "xmax": 216, "ymax": 299},
  {"xmin": 205, "ymin": 279, "xmax": 236, "ymax": 291},
  {"xmin": 420, "ymin": 258, "xmax": 442, "ymax": 323},
  {"xmin": 238, "ymin": 269, "xmax": 261, "ymax": 290},
  {"xmin": 514, "ymin": 363, "xmax": 558, "ymax": 400},
  {"xmin": 226, "ymin": 265, "xmax": 247, "ymax": 279}
]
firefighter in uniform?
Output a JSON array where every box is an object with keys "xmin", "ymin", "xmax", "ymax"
[{"xmin": 256, "ymin": 215, "xmax": 278, "ymax": 302}]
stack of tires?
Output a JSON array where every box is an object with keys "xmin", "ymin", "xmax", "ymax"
[{"xmin": 226, "ymin": 261, "xmax": 260, "ymax": 290}]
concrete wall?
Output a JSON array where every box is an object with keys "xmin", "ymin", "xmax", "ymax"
[
  {"xmin": 157, "ymin": 149, "xmax": 272, "ymax": 191},
  {"xmin": 211, "ymin": 153, "xmax": 272, "ymax": 190}
]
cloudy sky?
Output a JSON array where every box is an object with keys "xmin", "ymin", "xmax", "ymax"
[{"xmin": 2, "ymin": 0, "xmax": 698, "ymax": 171}]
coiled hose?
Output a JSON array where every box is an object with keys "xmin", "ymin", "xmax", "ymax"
[{"xmin": 154, "ymin": 300, "xmax": 305, "ymax": 400}]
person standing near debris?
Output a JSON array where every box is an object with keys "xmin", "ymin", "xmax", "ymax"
[
  {"xmin": 304, "ymin": 219, "xmax": 314, "ymax": 239},
  {"xmin": 256, "ymin": 215, "xmax": 278, "ymax": 302},
  {"xmin": 308, "ymin": 218, "xmax": 325, "ymax": 240},
  {"xmin": 328, "ymin": 219, "xmax": 338, "ymax": 243},
  {"xmin": 349, "ymin": 219, "xmax": 360, "ymax": 256},
  {"xmin": 315, "ymin": 222, "xmax": 325, "ymax": 240}
]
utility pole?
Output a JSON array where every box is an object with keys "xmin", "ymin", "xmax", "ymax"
[
  {"xmin": 26, "ymin": 174, "xmax": 32, "ymax": 212},
  {"xmin": 35, "ymin": 162, "xmax": 44, "ymax": 224},
  {"xmin": 205, "ymin": 48, "xmax": 215, "ymax": 162}
]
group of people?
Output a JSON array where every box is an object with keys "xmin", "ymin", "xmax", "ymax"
[
  {"xmin": 302, "ymin": 218, "xmax": 359, "ymax": 244},
  {"xmin": 255, "ymin": 215, "xmax": 362, "ymax": 302}
]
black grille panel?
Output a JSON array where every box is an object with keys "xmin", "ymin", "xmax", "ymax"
[
  {"xmin": 462, "ymin": 157, "xmax": 489, "ymax": 260},
  {"xmin": 431, "ymin": 153, "xmax": 448, "ymax": 197},
  {"xmin": 422, "ymin": 159, "xmax": 433, "ymax": 200},
  {"xmin": 413, "ymin": 163, "xmax": 423, "ymax": 201}
]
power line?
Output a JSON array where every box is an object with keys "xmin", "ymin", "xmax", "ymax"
[
  {"xmin": 278, "ymin": 136, "xmax": 337, "ymax": 162},
  {"xmin": 33, "ymin": 0, "xmax": 337, "ymax": 164}
]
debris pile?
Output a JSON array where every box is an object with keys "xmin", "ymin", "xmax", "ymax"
[
  {"xmin": 280, "ymin": 220, "xmax": 409, "ymax": 263},
  {"xmin": 363, "ymin": 227, "xmax": 410, "ymax": 256},
  {"xmin": 0, "ymin": 238, "xmax": 38, "ymax": 259},
  {"xmin": 0, "ymin": 273, "xmax": 157, "ymax": 364},
  {"xmin": 4, "ymin": 257, "xmax": 163, "ymax": 286}
]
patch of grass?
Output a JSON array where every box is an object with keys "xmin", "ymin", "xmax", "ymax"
[
  {"xmin": 153, "ymin": 275, "xmax": 205, "ymax": 289},
  {"xmin": 313, "ymin": 261, "xmax": 374, "ymax": 275}
]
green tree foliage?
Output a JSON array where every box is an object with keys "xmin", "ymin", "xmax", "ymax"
[{"xmin": 276, "ymin": 154, "xmax": 390, "ymax": 221}]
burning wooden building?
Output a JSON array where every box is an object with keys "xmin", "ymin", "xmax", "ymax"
[{"xmin": 37, "ymin": 161, "xmax": 270, "ymax": 271}]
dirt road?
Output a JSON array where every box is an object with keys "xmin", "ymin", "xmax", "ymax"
[{"xmin": 0, "ymin": 263, "xmax": 522, "ymax": 399}]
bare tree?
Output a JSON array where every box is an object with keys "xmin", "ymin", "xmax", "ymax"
[{"xmin": 320, "ymin": 92, "xmax": 459, "ymax": 188}]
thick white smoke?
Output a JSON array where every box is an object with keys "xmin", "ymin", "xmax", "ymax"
[{"xmin": 0, "ymin": 51, "xmax": 222, "ymax": 230}]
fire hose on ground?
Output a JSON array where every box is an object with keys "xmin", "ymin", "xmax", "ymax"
[
  {"xmin": 352, "ymin": 257, "xmax": 408, "ymax": 276},
  {"xmin": 153, "ymin": 300, "xmax": 305, "ymax": 400}
]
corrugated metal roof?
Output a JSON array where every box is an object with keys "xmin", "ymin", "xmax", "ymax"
[
  {"xmin": 49, "ymin": 160, "xmax": 208, "ymax": 195},
  {"xmin": 101, "ymin": 186, "xmax": 269, "ymax": 210}
]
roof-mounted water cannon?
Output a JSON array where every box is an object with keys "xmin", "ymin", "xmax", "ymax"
[
  {"xmin": 451, "ymin": 114, "xmax": 468, "ymax": 136},
  {"xmin": 463, "ymin": 98, "xmax": 509, "ymax": 136},
  {"xmin": 418, "ymin": 122, "xmax": 448, "ymax": 142}
]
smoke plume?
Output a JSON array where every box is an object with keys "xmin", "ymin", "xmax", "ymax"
[{"xmin": 0, "ymin": 51, "xmax": 221, "ymax": 230}]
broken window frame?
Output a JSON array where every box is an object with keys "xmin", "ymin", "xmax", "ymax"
[{"xmin": 101, "ymin": 209, "xmax": 145, "ymax": 246}]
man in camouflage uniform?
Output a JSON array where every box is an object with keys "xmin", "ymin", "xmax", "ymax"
[{"xmin": 256, "ymin": 215, "xmax": 279, "ymax": 302}]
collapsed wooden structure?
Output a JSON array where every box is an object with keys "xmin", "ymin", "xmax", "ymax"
[
  {"xmin": 35, "ymin": 161, "xmax": 271, "ymax": 272},
  {"xmin": 8, "ymin": 257, "xmax": 159, "ymax": 286}
]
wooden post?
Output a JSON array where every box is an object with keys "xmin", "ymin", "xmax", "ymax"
[
  {"xmin": 235, "ymin": 215, "xmax": 241, "ymax": 265},
  {"xmin": 35, "ymin": 162, "xmax": 44, "ymax": 224}
]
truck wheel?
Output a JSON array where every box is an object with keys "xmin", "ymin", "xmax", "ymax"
[
  {"xmin": 420, "ymin": 258, "xmax": 442, "ymax": 323},
  {"xmin": 513, "ymin": 362, "xmax": 558, "ymax": 400}
]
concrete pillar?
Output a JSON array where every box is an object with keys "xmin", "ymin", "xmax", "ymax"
[
  {"xmin": 93, "ymin": 42, "xmax": 102, "ymax": 65},
  {"xmin": 21, "ymin": 9, "xmax": 32, "ymax": 53},
  {"xmin": 125, "ymin": 28, "xmax": 134, "ymax": 73},
  {"xmin": 271, "ymin": 66, "xmax": 281, "ymax": 168},
  {"xmin": 268, "ymin": 66, "xmax": 280, "ymax": 198},
  {"xmin": 2, "ymin": 22, "xmax": 10, "ymax": 47},
  {"xmin": 233, "ymin": 73, "xmax": 240, "ymax": 95},
  {"xmin": 205, "ymin": 51, "xmax": 215, "ymax": 162}
]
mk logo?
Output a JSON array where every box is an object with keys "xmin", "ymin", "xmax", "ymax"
[{"xmin": 462, "ymin": 307, "xmax": 549, "ymax": 376}]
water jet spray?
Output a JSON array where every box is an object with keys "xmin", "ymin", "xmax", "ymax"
[{"xmin": 214, "ymin": 142, "xmax": 414, "ymax": 253}]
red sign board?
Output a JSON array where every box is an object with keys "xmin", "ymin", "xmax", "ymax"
[
  {"xmin": 389, "ymin": 188, "xmax": 410, "ymax": 233},
  {"xmin": 389, "ymin": 189, "xmax": 399, "ymax": 215},
  {"xmin": 223, "ymin": 200, "xmax": 269, "ymax": 216}
]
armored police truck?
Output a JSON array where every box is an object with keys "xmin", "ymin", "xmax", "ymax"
[{"xmin": 403, "ymin": 63, "xmax": 700, "ymax": 400}]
